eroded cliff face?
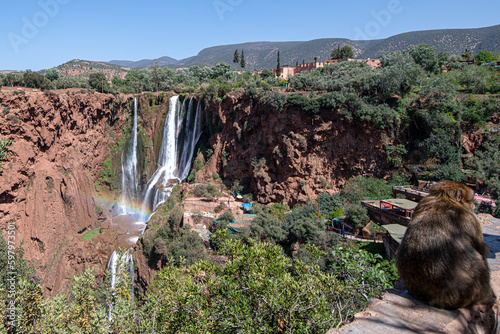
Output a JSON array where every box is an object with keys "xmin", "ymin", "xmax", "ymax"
[
  {"xmin": 0, "ymin": 89, "xmax": 135, "ymax": 294},
  {"xmin": 200, "ymin": 91, "xmax": 393, "ymax": 205}
]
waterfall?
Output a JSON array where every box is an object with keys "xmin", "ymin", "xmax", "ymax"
[
  {"xmin": 106, "ymin": 250, "xmax": 134, "ymax": 319},
  {"xmin": 120, "ymin": 98, "xmax": 138, "ymax": 214},
  {"xmin": 108, "ymin": 95, "xmax": 203, "ymax": 316},
  {"xmin": 107, "ymin": 250, "xmax": 134, "ymax": 291},
  {"xmin": 177, "ymin": 98, "xmax": 203, "ymax": 181},
  {"xmin": 142, "ymin": 96, "xmax": 203, "ymax": 214},
  {"xmin": 108, "ymin": 98, "xmax": 139, "ymax": 319}
]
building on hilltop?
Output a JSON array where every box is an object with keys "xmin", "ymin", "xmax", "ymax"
[{"xmin": 273, "ymin": 58, "xmax": 381, "ymax": 79}]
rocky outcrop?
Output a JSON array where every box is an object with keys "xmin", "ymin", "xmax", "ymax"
[{"xmin": 201, "ymin": 90, "xmax": 393, "ymax": 206}]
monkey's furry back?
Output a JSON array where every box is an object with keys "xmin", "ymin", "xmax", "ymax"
[{"xmin": 396, "ymin": 181, "xmax": 492, "ymax": 309}]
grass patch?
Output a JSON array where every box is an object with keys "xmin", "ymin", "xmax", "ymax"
[{"xmin": 80, "ymin": 227, "xmax": 102, "ymax": 241}]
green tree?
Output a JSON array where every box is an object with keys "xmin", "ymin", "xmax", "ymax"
[
  {"xmin": 150, "ymin": 62, "xmax": 161, "ymax": 92},
  {"xmin": 331, "ymin": 44, "xmax": 341, "ymax": 59},
  {"xmin": 462, "ymin": 48, "xmax": 473, "ymax": 61},
  {"xmin": 142, "ymin": 240, "xmax": 339, "ymax": 332},
  {"xmin": 474, "ymin": 50, "xmax": 499, "ymax": 63},
  {"xmin": 3, "ymin": 72, "xmax": 23, "ymax": 87},
  {"xmin": 246, "ymin": 212, "xmax": 287, "ymax": 243},
  {"xmin": 88, "ymin": 72, "xmax": 108, "ymax": 93},
  {"xmin": 290, "ymin": 216, "xmax": 324, "ymax": 243},
  {"xmin": 240, "ymin": 50, "xmax": 246, "ymax": 69},
  {"xmin": 319, "ymin": 192, "xmax": 345, "ymax": 218},
  {"xmin": 331, "ymin": 245, "xmax": 398, "ymax": 295},
  {"xmin": 469, "ymin": 135, "xmax": 500, "ymax": 198},
  {"xmin": 276, "ymin": 51, "xmax": 281, "ymax": 77},
  {"xmin": 44, "ymin": 68, "xmax": 60, "ymax": 82},
  {"xmin": 209, "ymin": 62, "xmax": 232, "ymax": 80},
  {"xmin": 233, "ymin": 49, "xmax": 240, "ymax": 70},
  {"xmin": 23, "ymin": 70, "xmax": 51, "ymax": 89},
  {"xmin": 438, "ymin": 52, "xmax": 450, "ymax": 63},
  {"xmin": 344, "ymin": 204, "xmax": 370, "ymax": 228},
  {"xmin": 341, "ymin": 176, "xmax": 393, "ymax": 204},
  {"xmin": 379, "ymin": 51, "xmax": 423, "ymax": 97},
  {"xmin": 457, "ymin": 65, "xmax": 490, "ymax": 93},
  {"xmin": 331, "ymin": 44, "xmax": 353, "ymax": 59},
  {"xmin": 405, "ymin": 44, "xmax": 438, "ymax": 73},
  {"xmin": 340, "ymin": 45, "xmax": 354, "ymax": 59},
  {"xmin": 260, "ymin": 69, "xmax": 273, "ymax": 79}
]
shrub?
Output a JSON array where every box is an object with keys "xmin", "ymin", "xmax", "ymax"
[
  {"xmin": 142, "ymin": 239, "xmax": 393, "ymax": 332},
  {"xmin": 246, "ymin": 212, "xmax": 287, "ymax": 244},
  {"xmin": 344, "ymin": 204, "xmax": 370, "ymax": 228},
  {"xmin": 214, "ymin": 202, "xmax": 227, "ymax": 213},
  {"xmin": 165, "ymin": 228, "xmax": 207, "ymax": 266},
  {"xmin": 269, "ymin": 203, "xmax": 290, "ymax": 219},
  {"xmin": 231, "ymin": 179, "xmax": 244, "ymax": 194},
  {"xmin": 318, "ymin": 192, "xmax": 344, "ymax": 218},
  {"xmin": 286, "ymin": 94, "xmax": 321, "ymax": 115},
  {"xmin": 290, "ymin": 216, "xmax": 324, "ymax": 243},
  {"xmin": 262, "ymin": 91, "xmax": 286, "ymax": 111},
  {"xmin": 191, "ymin": 184, "xmax": 219, "ymax": 199},
  {"xmin": 341, "ymin": 177, "xmax": 393, "ymax": 204},
  {"xmin": 0, "ymin": 138, "xmax": 12, "ymax": 173}
]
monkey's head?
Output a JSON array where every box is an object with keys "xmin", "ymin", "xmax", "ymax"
[{"xmin": 428, "ymin": 181, "xmax": 475, "ymax": 211}]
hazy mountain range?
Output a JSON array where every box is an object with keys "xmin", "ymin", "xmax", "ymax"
[{"xmin": 108, "ymin": 24, "xmax": 500, "ymax": 70}]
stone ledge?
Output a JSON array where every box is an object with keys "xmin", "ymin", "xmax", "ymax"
[{"xmin": 328, "ymin": 281, "xmax": 496, "ymax": 334}]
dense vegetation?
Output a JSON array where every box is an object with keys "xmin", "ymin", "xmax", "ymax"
[{"xmin": 0, "ymin": 176, "xmax": 402, "ymax": 333}]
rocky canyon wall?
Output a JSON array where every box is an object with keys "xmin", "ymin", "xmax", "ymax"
[
  {"xmin": 200, "ymin": 90, "xmax": 393, "ymax": 205},
  {"xmin": 0, "ymin": 89, "xmax": 172, "ymax": 295}
]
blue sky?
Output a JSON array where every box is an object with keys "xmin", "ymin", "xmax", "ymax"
[{"xmin": 1, "ymin": 0, "xmax": 499, "ymax": 70}]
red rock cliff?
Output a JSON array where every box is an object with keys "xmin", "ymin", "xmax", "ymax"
[
  {"xmin": 0, "ymin": 89, "xmax": 134, "ymax": 295},
  {"xmin": 201, "ymin": 90, "xmax": 393, "ymax": 205}
]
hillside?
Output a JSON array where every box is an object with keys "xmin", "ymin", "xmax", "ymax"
[
  {"xmin": 107, "ymin": 25, "xmax": 500, "ymax": 70},
  {"xmin": 108, "ymin": 56, "xmax": 179, "ymax": 68},
  {"xmin": 55, "ymin": 59, "xmax": 129, "ymax": 80},
  {"xmin": 360, "ymin": 25, "xmax": 500, "ymax": 59}
]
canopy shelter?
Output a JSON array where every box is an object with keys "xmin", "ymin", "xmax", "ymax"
[
  {"xmin": 379, "ymin": 199, "xmax": 417, "ymax": 219},
  {"xmin": 382, "ymin": 224, "xmax": 407, "ymax": 259},
  {"xmin": 361, "ymin": 198, "xmax": 418, "ymax": 226},
  {"xmin": 242, "ymin": 203, "xmax": 252, "ymax": 212},
  {"xmin": 382, "ymin": 224, "xmax": 407, "ymax": 244}
]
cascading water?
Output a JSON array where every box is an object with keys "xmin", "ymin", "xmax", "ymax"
[
  {"xmin": 177, "ymin": 98, "xmax": 203, "ymax": 181},
  {"xmin": 120, "ymin": 97, "xmax": 138, "ymax": 214},
  {"xmin": 107, "ymin": 250, "xmax": 134, "ymax": 292},
  {"xmin": 107, "ymin": 95, "xmax": 203, "ymax": 315},
  {"xmin": 142, "ymin": 96, "xmax": 203, "ymax": 214},
  {"xmin": 107, "ymin": 98, "xmax": 140, "ymax": 319},
  {"xmin": 106, "ymin": 250, "xmax": 134, "ymax": 319}
]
